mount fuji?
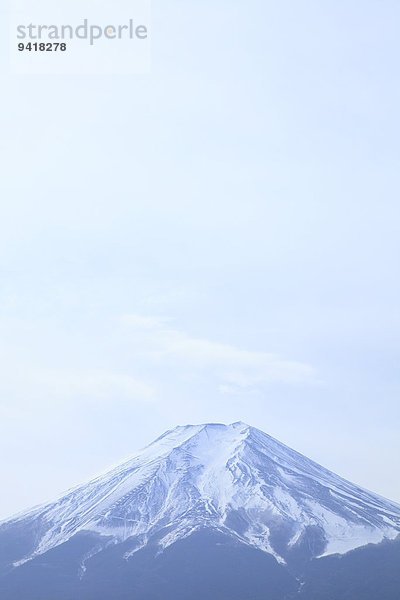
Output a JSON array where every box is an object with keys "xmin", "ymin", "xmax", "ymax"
[{"xmin": 1, "ymin": 422, "xmax": 399, "ymax": 599}]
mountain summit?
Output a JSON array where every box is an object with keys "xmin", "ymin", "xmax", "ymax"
[{"xmin": 1, "ymin": 422, "xmax": 400, "ymax": 600}]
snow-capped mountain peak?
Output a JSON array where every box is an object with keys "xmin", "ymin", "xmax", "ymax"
[{"xmin": 3, "ymin": 422, "xmax": 400, "ymax": 569}]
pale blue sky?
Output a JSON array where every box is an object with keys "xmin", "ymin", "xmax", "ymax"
[{"xmin": 0, "ymin": 0, "xmax": 399, "ymax": 519}]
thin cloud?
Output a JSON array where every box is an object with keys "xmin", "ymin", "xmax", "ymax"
[
  {"xmin": 0, "ymin": 366, "xmax": 155, "ymax": 410},
  {"xmin": 121, "ymin": 314, "xmax": 316, "ymax": 388}
]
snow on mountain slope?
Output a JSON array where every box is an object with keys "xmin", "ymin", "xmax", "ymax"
[{"xmin": 3, "ymin": 422, "xmax": 400, "ymax": 569}]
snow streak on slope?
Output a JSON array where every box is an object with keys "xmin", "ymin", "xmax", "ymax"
[{"xmin": 3, "ymin": 422, "xmax": 400, "ymax": 567}]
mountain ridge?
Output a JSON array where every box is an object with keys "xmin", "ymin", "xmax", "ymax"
[{"xmin": 2, "ymin": 421, "xmax": 399, "ymax": 572}]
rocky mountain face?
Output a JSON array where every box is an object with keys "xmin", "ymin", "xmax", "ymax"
[{"xmin": 1, "ymin": 422, "xmax": 399, "ymax": 599}]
